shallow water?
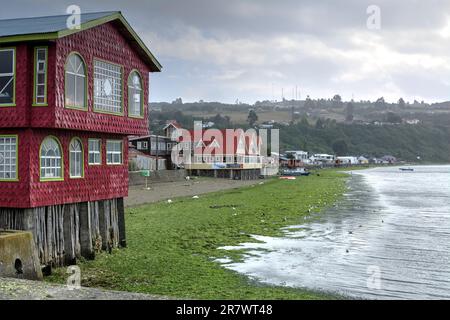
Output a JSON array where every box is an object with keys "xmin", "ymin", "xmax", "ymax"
[{"xmin": 220, "ymin": 165, "xmax": 450, "ymax": 299}]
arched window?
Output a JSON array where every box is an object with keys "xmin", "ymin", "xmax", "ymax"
[
  {"xmin": 69, "ymin": 138, "xmax": 83, "ymax": 178},
  {"xmin": 128, "ymin": 71, "xmax": 143, "ymax": 117},
  {"xmin": 40, "ymin": 137, "xmax": 63, "ymax": 180},
  {"xmin": 65, "ymin": 53, "xmax": 86, "ymax": 109}
]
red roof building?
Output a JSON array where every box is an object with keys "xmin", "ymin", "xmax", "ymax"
[
  {"xmin": 0, "ymin": 12, "xmax": 161, "ymax": 267},
  {"xmin": 173, "ymin": 128, "xmax": 263, "ymax": 179}
]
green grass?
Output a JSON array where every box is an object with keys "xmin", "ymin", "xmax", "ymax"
[{"xmin": 47, "ymin": 170, "xmax": 348, "ymax": 299}]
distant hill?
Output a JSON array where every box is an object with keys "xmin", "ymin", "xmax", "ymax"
[{"xmin": 280, "ymin": 122, "xmax": 450, "ymax": 163}]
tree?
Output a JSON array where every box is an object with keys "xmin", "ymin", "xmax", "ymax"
[
  {"xmin": 398, "ymin": 98, "xmax": 406, "ymax": 109},
  {"xmin": 385, "ymin": 112, "xmax": 402, "ymax": 124},
  {"xmin": 300, "ymin": 116, "xmax": 309, "ymax": 127},
  {"xmin": 375, "ymin": 97, "xmax": 386, "ymax": 109},
  {"xmin": 247, "ymin": 109, "xmax": 258, "ymax": 126},
  {"xmin": 304, "ymin": 95, "xmax": 315, "ymax": 109},
  {"xmin": 332, "ymin": 94, "xmax": 343, "ymax": 108},
  {"xmin": 315, "ymin": 118, "xmax": 325, "ymax": 129},
  {"xmin": 332, "ymin": 139, "xmax": 349, "ymax": 156},
  {"xmin": 345, "ymin": 102, "xmax": 354, "ymax": 122}
]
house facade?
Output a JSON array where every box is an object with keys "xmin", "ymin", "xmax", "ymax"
[
  {"xmin": 174, "ymin": 128, "xmax": 263, "ymax": 180},
  {"xmin": 0, "ymin": 12, "xmax": 161, "ymax": 266}
]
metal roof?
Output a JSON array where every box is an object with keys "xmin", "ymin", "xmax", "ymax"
[
  {"xmin": 0, "ymin": 11, "xmax": 162, "ymax": 72},
  {"xmin": 0, "ymin": 11, "xmax": 118, "ymax": 37}
]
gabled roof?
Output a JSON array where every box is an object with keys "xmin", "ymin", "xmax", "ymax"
[
  {"xmin": 0, "ymin": 11, "xmax": 162, "ymax": 72},
  {"xmin": 163, "ymin": 120, "xmax": 182, "ymax": 130}
]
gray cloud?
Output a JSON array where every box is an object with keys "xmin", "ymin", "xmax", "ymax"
[{"xmin": 2, "ymin": 0, "xmax": 450, "ymax": 102}]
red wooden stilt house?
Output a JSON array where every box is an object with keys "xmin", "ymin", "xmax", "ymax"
[{"xmin": 0, "ymin": 11, "xmax": 161, "ymax": 266}]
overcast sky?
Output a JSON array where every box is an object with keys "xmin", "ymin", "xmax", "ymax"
[{"xmin": 3, "ymin": 0, "xmax": 450, "ymax": 103}]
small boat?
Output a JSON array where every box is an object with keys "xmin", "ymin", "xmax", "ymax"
[
  {"xmin": 399, "ymin": 167, "xmax": 414, "ymax": 172},
  {"xmin": 281, "ymin": 168, "xmax": 311, "ymax": 176}
]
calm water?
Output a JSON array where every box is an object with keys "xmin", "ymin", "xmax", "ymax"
[{"xmin": 220, "ymin": 166, "xmax": 450, "ymax": 299}]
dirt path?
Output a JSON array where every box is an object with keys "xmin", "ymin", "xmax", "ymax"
[
  {"xmin": 125, "ymin": 178, "xmax": 263, "ymax": 207},
  {"xmin": 0, "ymin": 277, "xmax": 169, "ymax": 300}
]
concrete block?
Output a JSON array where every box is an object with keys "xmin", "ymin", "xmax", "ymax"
[{"xmin": 0, "ymin": 230, "xmax": 43, "ymax": 280}]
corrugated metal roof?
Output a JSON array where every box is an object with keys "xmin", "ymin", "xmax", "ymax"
[{"xmin": 0, "ymin": 11, "xmax": 118, "ymax": 37}]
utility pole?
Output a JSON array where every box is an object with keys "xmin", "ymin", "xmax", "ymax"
[{"xmin": 155, "ymin": 135, "xmax": 159, "ymax": 171}]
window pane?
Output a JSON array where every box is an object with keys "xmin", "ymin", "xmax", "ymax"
[
  {"xmin": 0, "ymin": 137, "xmax": 17, "ymax": 180},
  {"xmin": 65, "ymin": 54, "xmax": 86, "ymax": 108},
  {"xmin": 88, "ymin": 139, "xmax": 101, "ymax": 165},
  {"xmin": 37, "ymin": 50, "xmax": 46, "ymax": 60},
  {"xmin": 70, "ymin": 139, "xmax": 83, "ymax": 177},
  {"xmin": 37, "ymin": 73, "xmax": 45, "ymax": 85},
  {"xmin": 75, "ymin": 75, "xmax": 85, "ymax": 107},
  {"xmin": 65, "ymin": 74, "xmax": 75, "ymax": 106},
  {"xmin": 0, "ymin": 50, "xmax": 13, "ymax": 74},
  {"xmin": 37, "ymin": 84, "xmax": 45, "ymax": 97},
  {"xmin": 40, "ymin": 137, "xmax": 62, "ymax": 179},
  {"xmin": 0, "ymin": 76, "xmax": 14, "ymax": 104}
]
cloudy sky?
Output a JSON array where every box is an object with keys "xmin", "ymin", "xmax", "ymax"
[{"xmin": 3, "ymin": 0, "xmax": 450, "ymax": 103}]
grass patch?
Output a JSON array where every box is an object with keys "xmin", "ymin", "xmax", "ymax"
[{"xmin": 47, "ymin": 170, "xmax": 348, "ymax": 299}]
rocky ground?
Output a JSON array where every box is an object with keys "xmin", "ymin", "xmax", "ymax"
[
  {"xmin": 0, "ymin": 277, "xmax": 171, "ymax": 300},
  {"xmin": 1, "ymin": 177, "xmax": 264, "ymax": 300},
  {"xmin": 125, "ymin": 177, "xmax": 263, "ymax": 207}
]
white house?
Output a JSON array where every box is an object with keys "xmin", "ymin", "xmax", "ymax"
[
  {"xmin": 310, "ymin": 154, "xmax": 336, "ymax": 164},
  {"xmin": 337, "ymin": 156, "xmax": 359, "ymax": 165},
  {"xmin": 285, "ymin": 150, "xmax": 310, "ymax": 164}
]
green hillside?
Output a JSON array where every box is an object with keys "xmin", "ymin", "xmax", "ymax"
[{"xmin": 280, "ymin": 122, "xmax": 450, "ymax": 162}]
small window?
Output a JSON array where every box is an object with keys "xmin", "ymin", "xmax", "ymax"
[
  {"xmin": 0, "ymin": 136, "xmax": 17, "ymax": 180},
  {"xmin": 128, "ymin": 71, "xmax": 143, "ymax": 117},
  {"xmin": 34, "ymin": 47, "xmax": 48, "ymax": 105},
  {"xmin": 94, "ymin": 60, "xmax": 123, "ymax": 114},
  {"xmin": 69, "ymin": 138, "xmax": 83, "ymax": 178},
  {"xmin": 106, "ymin": 140, "xmax": 123, "ymax": 165},
  {"xmin": 0, "ymin": 48, "xmax": 15, "ymax": 106},
  {"xmin": 88, "ymin": 139, "xmax": 101, "ymax": 165},
  {"xmin": 40, "ymin": 137, "xmax": 63, "ymax": 180},
  {"xmin": 65, "ymin": 53, "xmax": 86, "ymax": 109}
]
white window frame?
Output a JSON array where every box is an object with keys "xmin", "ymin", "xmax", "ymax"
[
  {"xmin": 65, "ymin": 53, "xmax": 87, "ymax": 109},
  {"xmin": 88, "ymin": 139, "xmax": 102, "ymax": 165},
  {"xmin": 94, "ymin": 59, "xmax": 123, "ymax": 114},
  {"xmin": 0, "ymin": 48, "xmax": 15, "ymax": 106},
  {"xmin": 106, "ymin": 140, "xmax": 123, "ymax": 165},
  {"xmin": 128, "ymin": 71, "xmax": 143, "ymax": 117},
  {"xmin": 40, "ymin": 137, "xmax": 63, "ymax": 181},
  {"xmin": 69, "ymin": 138, "xmax": 84, "ymax": 178},
  {"xmin": 0, "ymin": 135, "xmax": 18, "ymax": 181},
  {"xmin": 33, "ymin": 47, "xmax": 48, "ymax": 105}
]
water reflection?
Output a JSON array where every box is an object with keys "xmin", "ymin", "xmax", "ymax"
[{"xmin": 220, "ymin": 166, "xmax": 450, "ymax": 299}]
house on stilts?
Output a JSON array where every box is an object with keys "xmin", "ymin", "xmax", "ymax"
[{"xmin": 0, "ymin": 11, "xmax": 161, "ymax": 266}]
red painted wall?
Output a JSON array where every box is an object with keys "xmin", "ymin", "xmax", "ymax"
[
  {"xmin": 1, "ymin": 20, "xmax": 154, "ymax": 208},
  {"xmin": 0, "ymin": 128, "xmax": 128, "ymax": 208},
  {"xmin": 51, "ymin": 21, "xmax": 150, "ymax": 135},
  {"xmin": 0, "ymin": 43, "xmax": 30, "ymax": 128}
]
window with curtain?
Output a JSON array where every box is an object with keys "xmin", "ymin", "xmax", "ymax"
[
  {"xmin": 88, "ymin": 139, "xmax": 101, "ymax": 165},
  {"xmin": 40, "ymin": 137, "xmax": 62, "ymax": 180},
  {"xmin": 128, "ymin": 71, "xmax": 143, "ymax": 117},
  {"xmin": 65, "ymin": 53, "xmax": 86, "ymax": 109},
  {"xmin": 106, "ymin": 140, "xmax": 123, "ymax": 164}
]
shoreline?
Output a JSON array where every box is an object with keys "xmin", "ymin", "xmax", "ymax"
[{"xmin": 46, "ymin": 169, "xmax": 350, "ymax": 300}]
